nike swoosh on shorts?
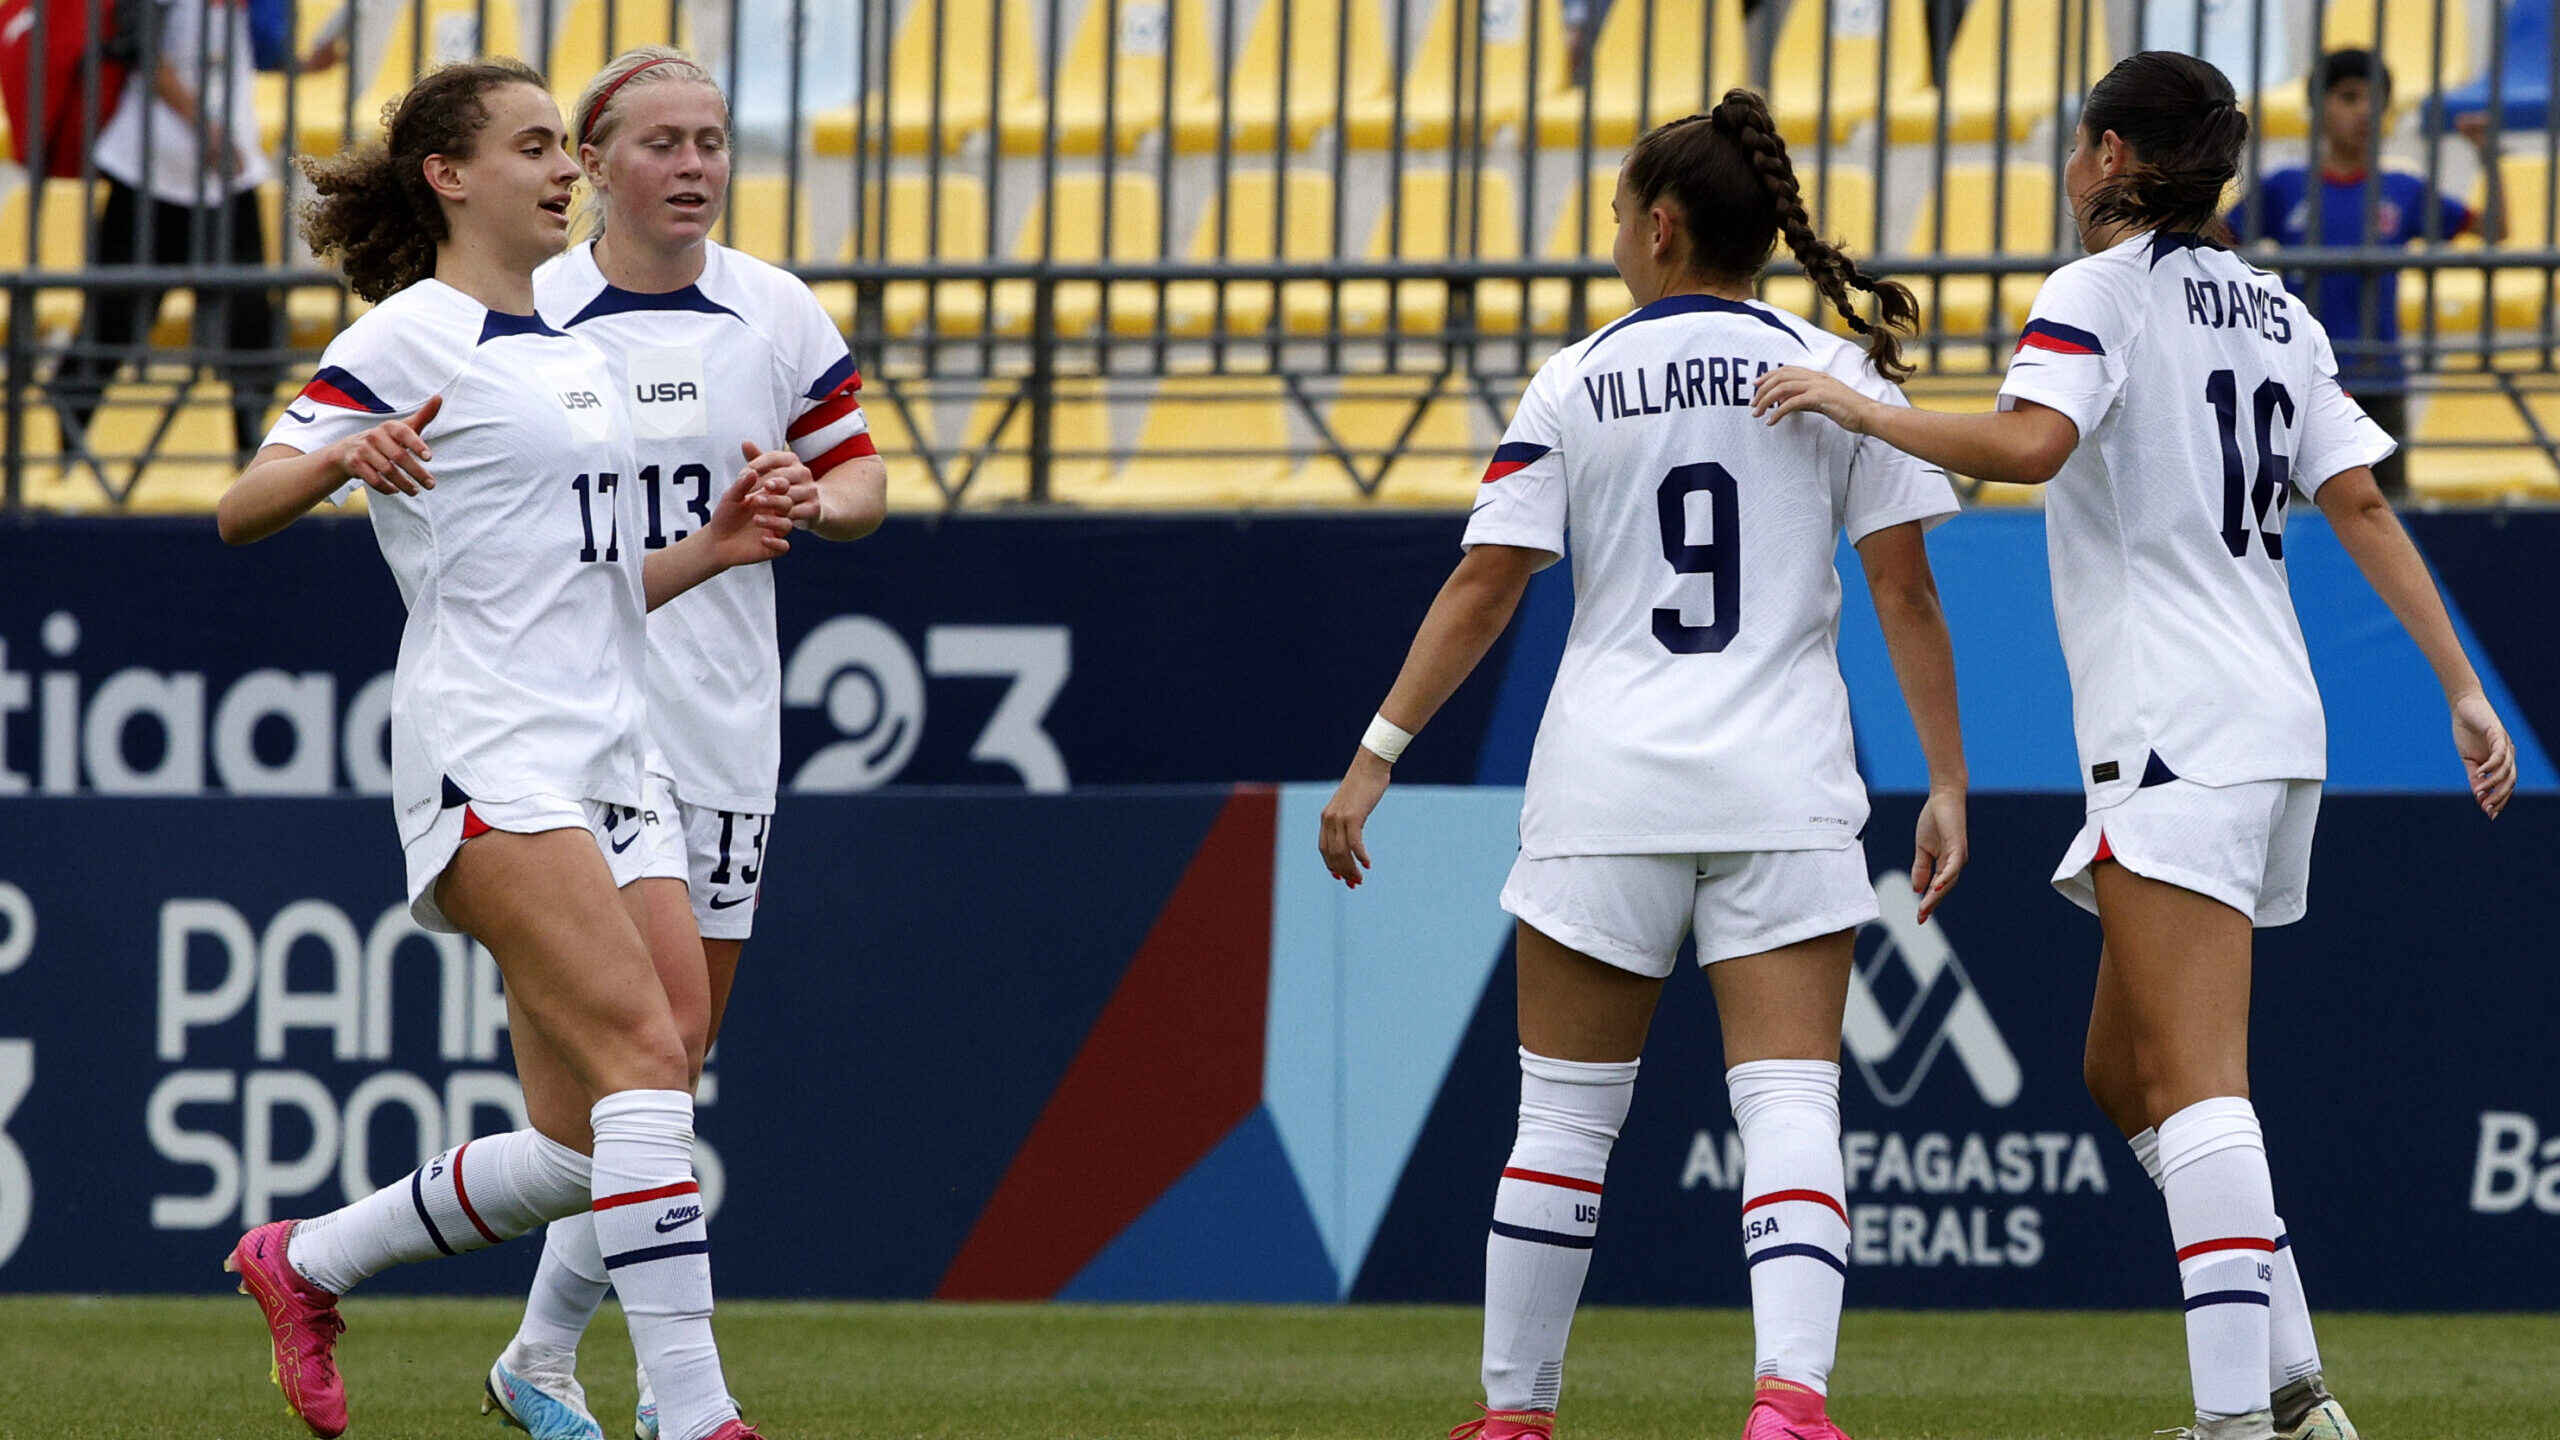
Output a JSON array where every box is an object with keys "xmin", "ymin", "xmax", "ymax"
[{"xmin": 707, "ymin": 892, "xmax": 750, "ymax": 910}]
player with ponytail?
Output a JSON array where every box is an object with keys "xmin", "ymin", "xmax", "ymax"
[
  {"xmin": 1320, "ymin": 90, "xmax": 1966, "ymax": 1440},
  {"xmin": 1756, "ymin": 52, "xmax": 2515, "ymax": 1440}
]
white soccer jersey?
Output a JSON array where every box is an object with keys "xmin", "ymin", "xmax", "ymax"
[
  {"xmin": 1998, "ymin": 230, "xmax": 2395, "ymax": 807},
  {"xmin": 536, "ymin": 240, "xmax": 874, "ymax": 813},
  {"xmin": 1466, "ymin": 294, "xmax": 1958, "ymax": 858},
  {"xmin": 266, "ymin": 279, "xmax": 647, "ymax": 845}
]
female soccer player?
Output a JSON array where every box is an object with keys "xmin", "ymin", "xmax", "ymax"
[
  {"xmin": 478, "ymin": 46, "xmax": 887, "ymax": 1440},
  {"xmin": 1319, "ymin": 91, "xmax": 1969, "ymax": 1440},
  {"xmin": 212, "ymin": 58, "xmax": 792, "ymax": 1440},
  {"xmin": 1753, "ymin": 51, "xmax": 2517, "ymax": 1440}
]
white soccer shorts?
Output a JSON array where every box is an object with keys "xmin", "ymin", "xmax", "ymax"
[
  {"xmin": 1500, "ymin": 843, "xmax": 1880, "ymax": 978},
  {"xmin": 406, "ymin": 792, "xmax": 658, "ymax": 935},
  {"xmin": 2051, "ymin": 777, "xmax": 2322, "ymax": 928}
]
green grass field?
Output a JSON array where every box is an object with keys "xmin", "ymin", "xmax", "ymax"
[{"xmin": 2, "ymin": 1297, "xmax": 2552, "ymax": 1439}]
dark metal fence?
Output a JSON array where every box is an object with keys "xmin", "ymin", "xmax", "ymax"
[{"xmin": 4, "ymin": 0, "xmax": 2556, "ymax": 511}]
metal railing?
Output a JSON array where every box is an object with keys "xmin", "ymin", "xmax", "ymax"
[{"xmin": 4, "ymin": 0, "xmax": 2556, "ymax": 510}]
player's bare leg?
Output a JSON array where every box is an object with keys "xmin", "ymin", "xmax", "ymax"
[
  {"xmin": 700, "ymin": 938, "xmax": 745, "ymax": 1053},
  {"xmin": 2093, "ymin": 860, "xmax": 2281, "ymax": 1437},
  {"xmin": 1708, "ymin": 931, "xmax": 1860, "ymax": 1440}
]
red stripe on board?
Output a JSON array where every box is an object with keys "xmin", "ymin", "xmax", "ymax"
[
  {"xmin": 1745, "ymin": 1188, "xmax": 1850, "ymax": 1224},
  {"xmin": 807, "ymin": 431, "xmax": 878, "ymax": 475},
  {"xmin": 1502, "ymin": 1167, "xmax": 1604, "ymax": 1195},
  {"xmin": 787, "ymin": 389, "xmax": 864, "ymax": 441},
  {"xmin": 449, "ymin": 1139, "xmax": 501, "ymax": 1245},
  {"xmin": 594, "ymin": 1180, "xmax": 700, "ymax": 1212},
  {"xmin": 937, "ymin": 787, "xmax": 1277, "ymax": 1300},
  {"xmin": 2176, "ymin": 1235, "xmax": 2277, "ymax": 1261}
]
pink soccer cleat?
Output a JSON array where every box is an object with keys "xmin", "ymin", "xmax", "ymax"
[
  {"xmin": 224, "ymin": 1220, "xmax": 350, "ymax": 1438},
  {"xmin": 1448, "ymin": 1404, "xmax": 1556, "ymax": 1439},
  {"xmin": 1741, "ymin": 1377, "xmax": 1855, "ymax": 1440},
  {"xmin": 701, "ymin": 1421, "xmax": 766, "ymax": 1440}
]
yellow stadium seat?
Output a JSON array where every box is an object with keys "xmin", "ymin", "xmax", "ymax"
[
  {"xmin": 849, "ymin": 384, "xmax": 950, "ymax": 510},
  {"xmin": 1290, "ymin": 376, "xmax": 1483, "ymax": 504},
  {"xmin": 2257, "ymin": 0, "xmax": 2475, "ymax": 141},
  {"xmin": 810, "ymin": 0, "xmax": 1038, "ymax": 155},
  {"xmin": 80, "ymin": 384, "xmax": 240, "ymax": 510},
  {"xmin": 822, "ymin": 174, "xmax": 992, "ymax": 337},
  {"xmin": 2406, "ymin": 386, "xmax": 2560, "ymax": 502},
  {"xmin": 254, "ymin": 0, "xmax": 358, "ymax": 154},
  {"xmin": 1000, "ymin": 0, "xmax": 1218, "ymax": 155},
  {"xmin": 1530, "ymin": 168, "xmax": 1635, "ymax": 333},
  {"xmin": 1291, "ymin": 168, "xmax": 1525, "ymax": 336},
  {"xmin": 1164, "ymin": 170, "xmax": 1337, "ymax": 335},
  {"xmin": 1888, "ymin": 0, "xmax": 2110, "ymax": 144},
  {"xmin": 1536, "ymin": 0, "xmax": 1746, "ymax": 148},
  {"xmin": 1758, "ymin": 166, "xmax": 1883, "ymax": 331},
  {"xmin": 1079, "ymin": 377, "xmax": 1299, "ymax": 507},
  {"xmin": 719, "ymin": 175, "xmax": 817, "ymax": 263},
  {"xmin": 0, "ymin": 180, "xmax": 98, "ymax": 336},
  {"xmin": 1175, "ymin": 0, "xmax": 1394, "ymax": 152},
  {"xmin": 290, "ymin": 0, "xmax": 528, "ymax": 156},
  {"xmin": 1904, "ymin": 165, "xmax": 2060, "ymax": 336},
  {"xmin": 992, "ymin": 173, "xmax": 1165, "ymax": 336},
  {"xmin": 1400, "ymin": 0, "xmax": 1573, "ymax": 150},
  {"xmin": 1768, "ymin": 0, "xmax": 1932, "ymax": 146},
  {"xmin": 959, "ymin": 381, "xmax": 1117, "ymax": 502},
  {"xmin": 538, "ymin": 0, "xmax": 694, "ymax": 120}
]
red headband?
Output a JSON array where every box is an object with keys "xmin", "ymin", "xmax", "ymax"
[{"xmin": 582, "ymin": 56, "xmax": 687, "ymax": 146}]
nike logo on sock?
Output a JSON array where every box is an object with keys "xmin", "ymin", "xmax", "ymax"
[{"xmin": 655, "ymin": 1204, "xmax": 703, "ymax": 1233}]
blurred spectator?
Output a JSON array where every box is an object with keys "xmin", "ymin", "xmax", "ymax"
[
  {"xmin": 2232, "ymin": 49, "xmax": 2507, "ymax": 499},
  {"xmin": 53, "ymin": 0, "xmax": 282, "ymax": 459}
]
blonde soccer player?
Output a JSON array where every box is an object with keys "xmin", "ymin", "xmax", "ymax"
[
  {"xmin": 1320, "ymin": 90, "xmax": 1969, "ymax": 1440},
  {"xmin": 473, "ymin": 46, "xmax": 887, "ymax": 1440},
  {"xmin": 1754, "ymin": 50, "xmax": 2516, "ymax": 1440},
  {"xmin": 213, "ymin": 58, "xmax": 792, "ymax": 1440}
]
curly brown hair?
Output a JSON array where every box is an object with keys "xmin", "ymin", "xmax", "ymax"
[
  {"xmin": 1622, "ymin": 90, "xmax": 1917, "ymax": 382},
  {"xmin": 296, "ymin": 57, "xmax": 550, "ymax": 303}
]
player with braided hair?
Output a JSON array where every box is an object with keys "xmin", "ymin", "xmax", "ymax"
[
  {"xmin": 1319, "ymin": 91, "xmax": 1963, "ymax": 1440},
  {"xmin": 1756, "ymin": 51, "xmax": 2515, "ymax": 1440}
]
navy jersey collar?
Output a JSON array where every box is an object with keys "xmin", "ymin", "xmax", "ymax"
[
  {"xmin": 564, "ymin": 282, "xmax": 742, "ymax": 329},
  {"xmin": 1589, "ymin": 292, "xmax": 1806, "ymax": 356},
  {"xmin": 2147, "ymin": 229, "xmax": 2228, "ymax": 267},
  {"xmin": 477, "ymin": 309, "xmax": 566, "ymax": 343}
]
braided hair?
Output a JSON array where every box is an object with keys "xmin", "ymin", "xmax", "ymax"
[
  {"xmin": 1621, "ymin": 89, "xmax": 1917, "ymax": 382},
  {"xmin": 298, "ymin": 58, "xmax": 550, "ymax": 303},
  {"xmin": 2077, "ymin": 52, "xmax": 2250, "ymax": 243}
]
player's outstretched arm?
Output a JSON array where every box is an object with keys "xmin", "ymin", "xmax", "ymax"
[
  {"xmin": 1856, "ymin": 521, "xmax": 1970, "ymax": 920},
  {"xmin": 217, "ymin": 396, "xmax": 443, "ymax": 544},
  {"xmin": 1318, "ymin": 543, "xmax": 1543, "ymax": 888},
  {"xmin": 2315, "ymin": 466, "xmax": 2517, "ymax": 816},
  {"xmin": 1750, "ymin": 367, "xmax": 2079, "ymax": 486},
  {"xmin": 643, "ymin": 467, "xmax": 794, "ymax": 611}
]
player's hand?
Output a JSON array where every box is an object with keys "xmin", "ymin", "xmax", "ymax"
[
  {"xmin": 2452, "ymin": 688, "xmax": 2515, "ymax": 818},
  {"xmin": 1319, "ymin": 749, "xmax": 1393, "ymax": 888},
  {"xmin": 1911, "ymin": 786, "xmax": 1968, "ymax": 923},
  {"xmin": 740, "ymin": 439, "xmax": 820, "ymax": 529},
  {"xmin": 334, "ymin": 395, "xmax": 441, "ymax": 495},
  {"xmin": 703, "ymin": 466, "xmax": 794, "ymax": 568},
  {"xmin": 2455, "ymin": 110, "xmax": 2495, "ymax": 151},
  {"xmin": 1751, "ymin": 365, "xmax": 1876, "ymax": 433}
]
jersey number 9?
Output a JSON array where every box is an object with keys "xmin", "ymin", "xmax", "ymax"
[{"xmin": 1654, "ymin": 462, "xmax": 1741, "ymax": 654}]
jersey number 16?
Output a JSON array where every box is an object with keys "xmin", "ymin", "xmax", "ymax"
[{"xmin": 2205, "ymin": 369, "xmax": 2295, "ymax": 561}]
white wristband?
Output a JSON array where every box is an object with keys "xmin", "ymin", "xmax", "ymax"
[{"xmin": 1361, "ymin": 713, "xmax": 1414, "ymax": 764}]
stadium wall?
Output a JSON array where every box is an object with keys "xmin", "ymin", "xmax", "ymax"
[{"xmin": 0, "ymin": 512, "xmax": 2554, "ymax": 1307}]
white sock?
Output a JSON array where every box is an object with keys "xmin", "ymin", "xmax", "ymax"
[
  {"xmin": 1729, "ymin": 1059, "xmax": 1850, "ymax": 1395},
  {"xmin": 592, "ymin": 1090, "xmax": 735, "ymax": 1440},
  {"xmin": 2268, "ymin": 1219, "xmax": 2323, "ymax": 1388},
  {"xmin": 514, "ymin": 1213, "xmax": 613, "ymax": 1356},
  {"xmin": 2159, "ymin": 1097, "xmax": 2278, "ymax": 1421},
  {"xmin": 2131, "ymin": 1127, "xmax": 2165, "ymax": 1190},
  {"xmin": 1481, "ymin": 1048, "xmax": 1637, "ymax": 1415},
  {"xmin": 287, "ymin": 1129, "xmax": 589, "ymax": 1295}
]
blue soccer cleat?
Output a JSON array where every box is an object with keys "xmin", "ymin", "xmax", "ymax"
[{"xmin": 482, "ymin": 1343, "xmax": 606, "ymax": 1440}]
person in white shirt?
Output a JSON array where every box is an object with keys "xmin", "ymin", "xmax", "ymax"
[
  {"xmin": 482, "ymin": 47, "xmax": 887, "ymax": 1440},
  {"xmin": 1753, "ymin": 51, "xmax": 2517, "ymax": 1440},
  {"xmin": 1319, "ymin": 89, "xmax": 1968, "ymax": 1440},
  {"xmin": 57, "ymin": 0, "xmax": 281, "ymax": 456},
  {"xmin": 210, "ymin": 57, "xmax": 790, "ymax": 1440}
]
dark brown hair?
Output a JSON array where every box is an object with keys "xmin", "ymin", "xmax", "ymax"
[
  {"xmin": 1622, "ymin": 90, "xmax": 1917, "ymax": 382},
  {"xmin": 297, "ymin": 57, "xmax": 550, "ymax": 302},
  {"xmin": 2078, "ymin": 51, "xmax": 2250, "ymax": 243}
]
